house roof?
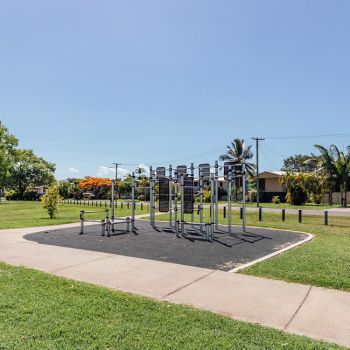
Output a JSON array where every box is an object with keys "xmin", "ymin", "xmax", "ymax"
[{"xmin": 255, "ymin": 171, "xmax": 287, "ymax": 179}]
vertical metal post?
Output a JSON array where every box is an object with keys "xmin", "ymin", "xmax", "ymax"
[
  {"xmin": 180, "ymin": 174, "xmax": 185, "ymax": 236},
  {"xmin": 190, "ymin": 163, "xmax": 194, "ymax": 224},
  {"xmin": 298, "ymin": 209, "xmax": 302, "ymax": 223},
  {"xmin": 199, "ymin": 167, "xmax": 204, "ymax": 232},
  {"xmin": 150, "ymin": 166, "xmax": 154, "ymax": 226},
  {"xmin": 259, "ymin": 207, "xmax": 262, "ymax": 221},
  {"xmin": 282, "ymin": 208, "xmax": 286, "ymax": 222},
  {"xmin": 169, "ymin": 164, "xmax": 173, "ymax": 227},
  {"xmin": 324, "ymin": 210, "xmax": 328, "ymax": 226},
  {"xmin": 228, "ymin": 170, "xmax": 232, "ymax": 234},
  {"xmin": 215, "ymin": 160, "xmax": 219, "ymax": 230},
  {"xmin": 111, "ymin": 180, "xmax": 115, "ymax": 232},
  {"xmin": 131, "ymin": 172, "xmax": 135, "ymax": 233},
  {"xmin": 252, "ymin": 137, "xmax": 265, "ymax": 207},
  {"xmin": 174, "ymin": 176, "xmax": 179, "ymax": 237},
  {"xmin": 210, "ymin": 174, "xmax": 215, "ymax": 240},
  {"xmin": 80, "ymin": 211, "xmax": 84, "ymax": 234},
  {"xmin": 242, "ymin": 161, "xmax": 247, "ymax": 232}
]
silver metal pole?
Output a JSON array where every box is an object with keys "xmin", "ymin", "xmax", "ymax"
[
  {"xmin": 174, "ymin": 176, "xmax": 179, "ymax": 236},
  {"xmin": 131, "ymin": 172, "xmax": 135, "ymax": 233},
  {"xmin": 210, "ymin": 174, "xmax": 214, "ymax": 239},
  {"xmin": 169, "ymin": 164, "xmax": 173, "ymax": 227},
  {"xmin": 252, "ymin": 137, "xmax": 265, "ymax": 207},
  {"xmin": 242, "ymin": 161, "xmax": 247, "ymax": 232},
  {"xmin": 199, "ymin": 168, "xmax": 204, "ymax": 232},
  {"xmin": 190, "ymin": 163, "xmax": 194, "ymax": 224},
  {"xmin": 149, "ymin": 166, "xmax": 154, "ymax": 226},
  {"xmin": 180, "ymin": 174, "xmax": 185, "ymax": 236},
  {"xmin": 111, "ymin": 179, "xmax": 115, "ymax": 232},
  {"xmin": 215, "ymin": 160, "xmax": 219, "ymax": 230},
  {"xmin": 228, "ymin": 170, "xmax": 232, "ymax": 234}
]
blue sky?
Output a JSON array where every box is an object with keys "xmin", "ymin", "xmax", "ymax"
[{"xmin": 1, "ymin": 0, "xmax": 350, "ymax": 179}]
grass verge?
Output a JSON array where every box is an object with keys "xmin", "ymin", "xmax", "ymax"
[
  {"xmin": 0, "ymin": 262, "xmax": 345, "ymax": 350},
  {"xmin": 0, "ymin": 201, "xmax": 148, "ymax": 229}
]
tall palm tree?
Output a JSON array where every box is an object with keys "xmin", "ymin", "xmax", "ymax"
[
  {"xmin": 219, "ymin": 138, "xmax": 255, "ymax": 177},
  {"xmin": 219, "ymin": 138, "xmax": 255, "ymax": 201},
  {"xmin": 314, "ymin": 144, "xmax": 350, "ymax": 207}
]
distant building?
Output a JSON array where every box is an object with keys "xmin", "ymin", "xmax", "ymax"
[
  {"xmin": 33, "ymin": 185, "xmax": 47, "ymax": 196},
  {"xmin": 255, "ymin": 171, "xmax": 287, "ymax": 202}
]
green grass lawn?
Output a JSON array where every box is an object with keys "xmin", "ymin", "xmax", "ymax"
[
  {"xmin": 0, "ymin": 201, "xmax": 149, "ymax": 229},
  {"xmin": 157, "ymin": 209, "xmax": 350, "ymax": 292},
  {"xmin": 0, "ymin": 262, "xmax": 344, "ymax": 350}
]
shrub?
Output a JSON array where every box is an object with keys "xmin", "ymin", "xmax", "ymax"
[
  {"xmin": 5, "ymin": 190, "xmax": 18, "ymax": 200},
  {"xmin": 272, "ymin": 196, "xmax": 280, "ymax": 204},
  {"xmin": 41, "ymin": 185, "xmax": 62, "ymax": 218},
  {"xmin": 280, "ymin": 172, "xmax": 308, "ymax": 205},
  {"xmin": 203, "ymin": 190, "xmax": 211, "ymax": 203}
]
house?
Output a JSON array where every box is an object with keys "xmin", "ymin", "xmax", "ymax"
[{"xmin": 255, "ymin": 171, "xmax": 287, "ymax": 202}]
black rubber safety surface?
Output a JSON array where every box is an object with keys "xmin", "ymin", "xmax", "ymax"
[{"xmin": 24, "ymin": 220, "xmax": 309, "ymax": 271}]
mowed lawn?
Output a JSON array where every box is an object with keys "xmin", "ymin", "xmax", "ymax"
[
  {"xmin": 0, "ymin": 201, "xmax": 148, "ymax": 229},
  {"xmin": 0, "ymin": 262, "xmax": 345, "ymax": 350},
  {"xmin": 157, "ymin": 209, "xmax": 350, "ymax": 292}
]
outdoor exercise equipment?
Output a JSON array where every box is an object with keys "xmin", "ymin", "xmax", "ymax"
[
  {"xmin": 79, "ymin": 157, "xmax": 247, "ymax": 239},
  {"xmin": 79, "ymin": 209, "xmax": 109, "ymax": 236}
]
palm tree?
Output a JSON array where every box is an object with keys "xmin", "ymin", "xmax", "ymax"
[
  {"xmin": 135, "ymin": 166, "xmax": 145, "ymax": 176},
  {"xmin": 219, "ymin": 138, "xmax": 255, "ymax": 177},
  {"xmin": 219, "ymin": 138, "xmax": 255, "ymax": 201},
  {"xmin": 314, "ymin": 144, "xmax": 350, "ymax": 207}
]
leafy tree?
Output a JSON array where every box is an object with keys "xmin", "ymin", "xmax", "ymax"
[
  {"xmin": 281, "ymin": 154, "xmax": 321, "ymax": 172},
  {"xmin": 0, "ymin": 121, "xmax": 18, "ymax": 189},
  {"xmin": 219, "ymin": 138, "xmax": 255, "ymax": 177},
  {"xmin": 304, "ymin": 172, "xmax": 328, "ymax": 204},
  {"xmin": 78, "ymin": 177, "xmax": 113, "ymax": 199},
  {"xmin": 119, "ymin": 175, "xmax": 132, "ymax": 196},
  {"xmin": 7, "ymin": 149, "xmax": 55, "ymax": 199},
  {"xmin": 313, "ymin": 144, "xmax": 350, "ymax": 207},
  {"xmin": 280, "ymin": 172, "xmax": 308, "ymax": 205},
  {"xmin": 41, "ymin": 184, "xmax": 62, "ymax": 218},
  {"xmin": 219, "ymin": 138, "xmax": 254, "ymax": 200}
]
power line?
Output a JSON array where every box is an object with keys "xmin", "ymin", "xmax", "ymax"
[{"xmin": 262, "ymin": 133, "xmax": 350, "ymax": 140}]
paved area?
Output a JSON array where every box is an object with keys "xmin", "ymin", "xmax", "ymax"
[
  {"xmin": 0, "ymin": 223, "xmax": 349, "ymax": 348},
  {"xmin": 24, "ymin": 220, "xmax": 308, "ymax": 271}
]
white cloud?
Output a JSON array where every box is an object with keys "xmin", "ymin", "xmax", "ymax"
[
  {"xmin": 96, "ymin": 166, "xmax": 111, "ymax": 177},
  {"xmin": 96, "ymin": 166, "xmax": 130, "ymax": 178},
  {"xmin": 69, "ymin": 167, "xmax": 80, "ymax": 174}
]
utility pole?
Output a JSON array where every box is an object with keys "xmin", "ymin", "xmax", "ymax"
[
  {"xmin": 112, "ymin": 162, "xmax": 122, "ymax": 208},
  {"xmin": 252, "ymin": 137, "xmax": 265, "ymax": 207}
]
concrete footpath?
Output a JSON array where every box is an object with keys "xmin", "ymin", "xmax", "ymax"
[{"xmin": 0, "ymin": 223, "xmax": 349, "ymax": 348}]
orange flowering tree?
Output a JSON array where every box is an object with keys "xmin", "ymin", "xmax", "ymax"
[{"xmin": 78, "ymin": 177, "xmax": 116, "ymax": 199}]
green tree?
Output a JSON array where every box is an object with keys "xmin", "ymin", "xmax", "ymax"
[
  {"xmin": 282, "ymin": 154, "xmax": 321, "ymax": 172},
  {"xmin": 280, "ymin": 172, "xmax": 308, "ymax": 205},
  {"xmin": 219, "ymin": 138, "xmax": 255, "ymax": 177},
  {"xmin": 0, "ymin": 121, "xmax": 19, "ymax": 189},
  {"xmin": 8, "ymin": 149, "xmax": 56, "ymax": 199},
  {"xmin": 304, "ymin": 172, "xmax": 328, "ymax": 204},
  {"xmin": 313, "ymin": 144, "xmax": 350, "ymax": 207},
  {"xmin": 119, "ymin": 175, "xmax": 132, "ymax": 196},
  {"xmin": 41, "ymin": 184, "xmax": 62, "ymax": 218}
]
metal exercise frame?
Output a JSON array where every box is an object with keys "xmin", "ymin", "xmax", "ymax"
[
  {"xmin": 79, "ymin": 209, "xmax": 109, "ymax": 236},
  {"xmin": 175, "ymin": 166, "xmax": 213, "ymax": 241}
]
